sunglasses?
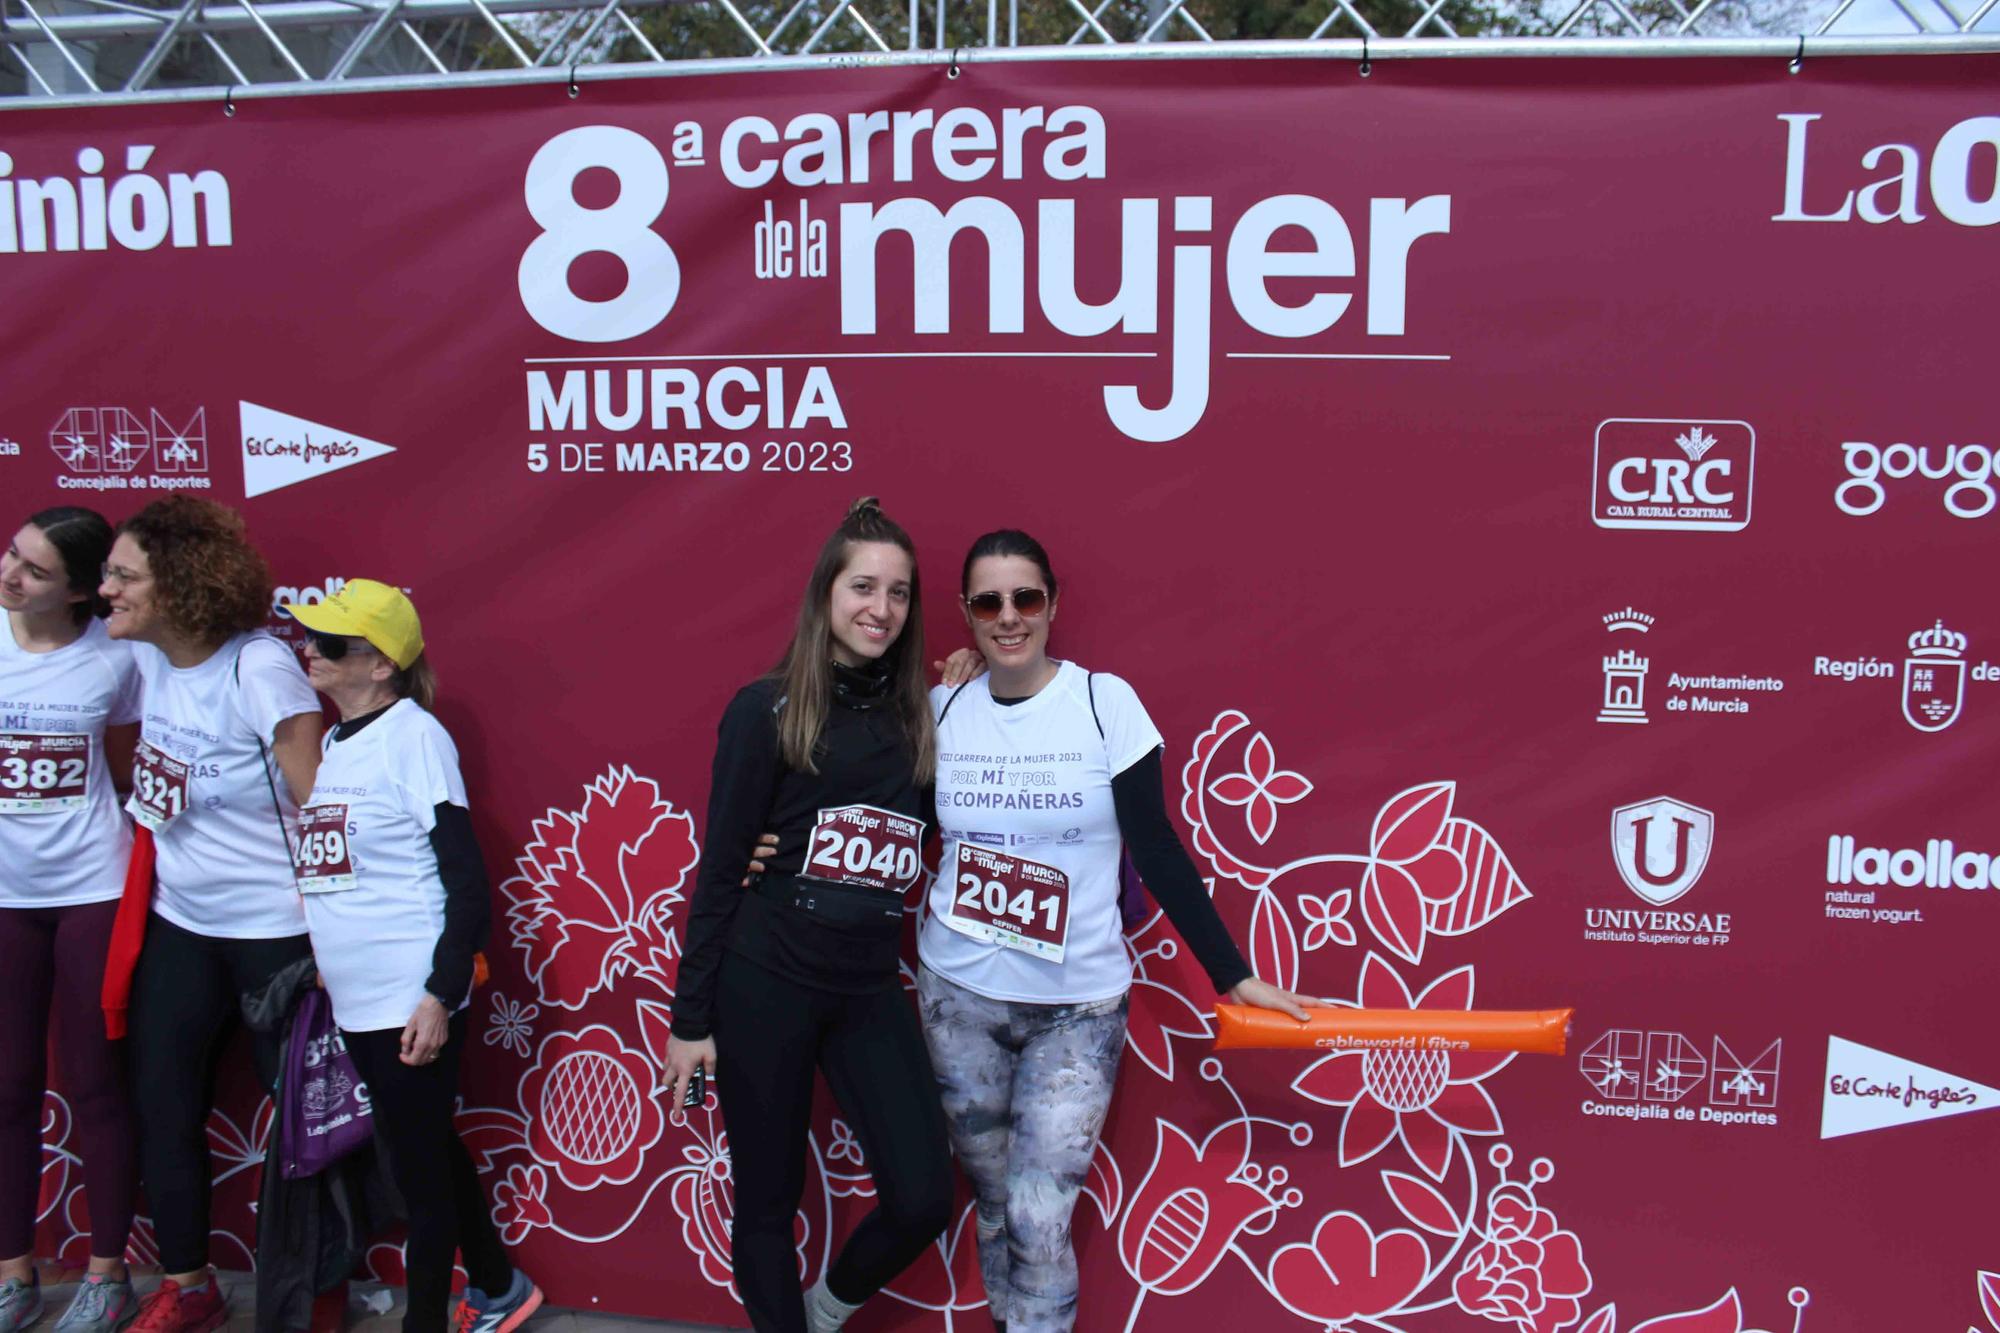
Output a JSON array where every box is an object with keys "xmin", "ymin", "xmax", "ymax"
[
  {"xmin": 305, "ymin": 629, "xmax": 374, "ymax": 661},
  {"xmin": 964, "ymin": 588, "xmax": 1049, "ymax": 622}
]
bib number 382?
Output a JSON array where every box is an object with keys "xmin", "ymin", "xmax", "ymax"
[
  {"xmin": 804, "ymin": 804, "xmax": 924, "ymax": 892},
  {"xmin": 293, "ymin": 803, "xmax": 357, "ymax": 894},
  {"xmin": 946, "ymin": 843, "xmax": 1071, "ymax": 963},
  {"xmin": 126, "ymin": 740, "xmax": 190, "ymax": 831},
  {"xmin": 0, "ymin": 733, "xmax": 90, "ymax": 814}
]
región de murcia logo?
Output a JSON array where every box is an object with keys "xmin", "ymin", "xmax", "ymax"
[{"xmin": 1812, "ymin": 619, "xmax": 1995, "ymax": 734}]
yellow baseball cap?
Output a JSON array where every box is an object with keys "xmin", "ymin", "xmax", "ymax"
[{"xmin": 284, "ymin": 578, "xmax": 424, "ymax": 669}]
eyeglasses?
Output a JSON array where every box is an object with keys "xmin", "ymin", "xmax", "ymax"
[
  {"xmin": 964, "ymin": 588, "xmax": 1049, "ymax": 622},
  {"xmin": 305, "ymin": 629, "xmax": 375, "ymax": 661},
  {"xmin": 99, "ymin": 564, "xmax": 149, "ymax": 588}
]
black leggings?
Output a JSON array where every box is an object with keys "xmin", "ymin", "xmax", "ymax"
[
  {"xmin": 343, "ymin": 1014, "xmax": 512, "ymax": 1333},
  {"xmin": 127, "ymin": 913, "xmax": 312, "ymax": 1275},
  {"xmin": 713, "ymin": 953, "xmax": 953, "ymax": 1333}
]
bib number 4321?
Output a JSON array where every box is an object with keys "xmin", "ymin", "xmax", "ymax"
[
  {"xmin": 126, "ymin": 740, "xmax": 190, "ymax": 831},
  {"xmin": 804, "ymin": 804, "xmax": 924, "ymax": 892},
  {"xmin": 946, "ymin": 843, "xmax": 1071, "ymax": 963}
]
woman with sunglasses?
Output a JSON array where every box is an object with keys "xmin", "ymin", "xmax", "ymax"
[
  {"xmin": 99, "ymin": 497, "xmax": 321, "ymax": 1333},
  {"xmin": 918, "ymin": 529, "xmax": 1312, "ymax": 1333},
  {"xmin": 664, "ymin": 498, "xmax": 952, "ymax": 1333},
  {"xmin": 0, "ymin": 508, "xmax": 143, "ymax": 1333},
  {"xmin": 285, "ymin": 580, "xmax": 541, "ymax": 1333}
]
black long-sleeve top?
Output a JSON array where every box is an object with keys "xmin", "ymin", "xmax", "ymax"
[
  {"xmin": 671, "ymin": 663, "xmax": 929, "ymax": 1041},
  {"xmin": 1108, "ymin": 747, "xmax": 1252, "ymax": 995}
]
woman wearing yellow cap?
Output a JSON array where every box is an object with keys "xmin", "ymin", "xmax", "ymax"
[{"xmin": 285, "ymin": 580, "xmax": 541, "ymax": 1333}]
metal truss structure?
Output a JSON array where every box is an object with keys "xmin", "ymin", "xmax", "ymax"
[{"xmin": 2, "ymin": 0, "xmax": 1995, "ymax": 104}]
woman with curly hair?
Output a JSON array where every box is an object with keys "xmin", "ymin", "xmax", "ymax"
[{"xmin": 99, "ymin": 497, "xmax": 321, "ymax": 1333}]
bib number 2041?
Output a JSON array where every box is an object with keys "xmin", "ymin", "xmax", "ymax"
[{"xmin": 948, "ymin": 843, "xmax": 1070, "ymax": 963}]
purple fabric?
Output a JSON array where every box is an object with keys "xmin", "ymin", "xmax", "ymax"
[
  {"xmin": 1118, "ymin": 848, "xmax": 1152, "ymax": 934},
  {"xmin": 279, "ymin": 987, "xmax": 373, "ymax": 1179}
]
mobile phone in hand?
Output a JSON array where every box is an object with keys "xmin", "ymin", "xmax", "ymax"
[{"xmin": 683, "ymin": 1067, "xmax": 707, "ymax": 1109}]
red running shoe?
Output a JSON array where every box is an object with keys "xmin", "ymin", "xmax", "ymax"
[{"xmin": 127, "ymin": 1278, "xmax": 225, "ymax": 1333}]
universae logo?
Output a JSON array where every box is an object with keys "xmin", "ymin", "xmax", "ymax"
[
  {"xmin": 1592, "ymin": 419, "xmax": 1754, "ymax": 532},
  {"xmin": 1611, "ymin": 796, "xmax": 1714, "ymax": 907}
]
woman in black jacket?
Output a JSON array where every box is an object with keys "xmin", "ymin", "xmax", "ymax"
[{"xmin": 663, "ymin": 498, "xmax": 951, "ymax": 1333}]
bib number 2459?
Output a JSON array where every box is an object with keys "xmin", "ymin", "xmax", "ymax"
[{"xmin": 947, "ymin": 843, "xmax": 1070, "ymax": 963}]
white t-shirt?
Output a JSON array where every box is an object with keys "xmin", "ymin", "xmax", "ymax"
[
  {"xmin": 299, "ymin": 699, "xmax": 468, "ymax": 1033},
  {"xmin": 0, "ymin": 618, "xmax": 141, "ymax": 907},
  {"xmin": 130, "ymin": 632, "xmax": 317, "ymax": 939},
  {"xmin": 918, "ymin": 661, "xmax": 1163, "ymax": 1004}
]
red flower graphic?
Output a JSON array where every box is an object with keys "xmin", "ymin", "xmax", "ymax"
[
  {"xmin": 492, "ymin": 1164, "xmax": 553, "ymax": 1245},
  {"xmin": 501, "ymin": 766, "xmax": 699, "ymax": 1010},
  {"xmin": 1118, "ymin": 1119, "xmax": 1280, "ymax": 1296},
  {"xmin": 517, "ymin": 1024, "xmax": 666, "ymax": 1189},
  {"xmin": 1292, "ymin": 953, "xmax": 1510, "ymax": 1179},
  {"xmin": 1454, "ymin": 1181, "xmax": 1593, "ymax": 1333},
  {"xmin": 1267, "ymin": 1211, "xmax": 1430, "ymax": 1324}
]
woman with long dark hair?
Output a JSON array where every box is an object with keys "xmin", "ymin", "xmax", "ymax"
[
  {"xmin": 0, "ymin": 508, "xmax": 142, "ymax": 1333},
  {"xmin": 918, "ymin": 528, "xmax": 1312, "ymax": 1333},
  {"xmin": 664, "ymin": 498, "xmax": 952, "ymax": 1333}
]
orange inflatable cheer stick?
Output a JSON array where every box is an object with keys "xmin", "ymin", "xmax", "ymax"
[{"xmin": 1214, "ymin": 1005, "xmax": 1573, "ymax": 1056}]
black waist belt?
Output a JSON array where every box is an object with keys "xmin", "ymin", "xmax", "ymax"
[{"xmin": 752, "ymin": 873, "xmax": 903, "ymax": 931}]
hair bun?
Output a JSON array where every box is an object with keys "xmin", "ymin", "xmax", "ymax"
[{"xmin": 846, "ymin": 496, "xmax": 882, "ymax": 520}]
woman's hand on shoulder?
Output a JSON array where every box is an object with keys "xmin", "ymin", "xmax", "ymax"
[
  {"xmin": 740, "ymin": 832, "xmax": 780, "ymax": 885},
  {"xmin": 933, "ymin": 648, "xmax": 985, "ymax": 687},
  {"xmin": 664, "ymin": 1034, "xmax": 717, "ymax": 1111},
  {"xmin": 1226, "ymin": 975, "xmax": 1319, "ymax": 1023}
]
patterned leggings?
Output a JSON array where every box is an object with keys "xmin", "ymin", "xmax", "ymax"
[{"xmin": 916, "ymin": 966, "xmax": 1127, "ymax": 1333}]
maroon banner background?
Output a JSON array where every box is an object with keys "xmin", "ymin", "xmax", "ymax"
[{"xmin": 5, "ymin": 54, "xmax": 1998, "ymax": 1332}]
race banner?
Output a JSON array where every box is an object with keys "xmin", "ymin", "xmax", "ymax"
[{"xmin": 5, "ymin": 54, "xmax": 1996, "ymax": 1331}]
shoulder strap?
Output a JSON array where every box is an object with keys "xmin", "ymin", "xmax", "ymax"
[
  {"xmin": 936, "ymin": 679, "xmax": 975, "ymax": 727},
  {"xmin": 236, "ymin": 641, "xmax": 299, "ymax": 863},
  {"xmin": 1086, "ymin": 672, "xmax": 1106, "ymax": 740}
]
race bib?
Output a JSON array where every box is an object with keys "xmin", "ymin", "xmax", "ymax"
[
  {"xmin": 0, "ymin": 733, "xmax": 91, "ymax": 814},
  {"xmin": 803, "ymin": 803, "xmax": 924, "ymax": 892},
  {"xmin": 127, "ymin": 740, "xmax": 190, "ymax": 831},
  {"xmin": 944, "ymin": 843, "xmax": 1071, "ymax": 963},
  {"xmin": 293, "ymin": 803, "xmax": 356, "ymax": 894}
]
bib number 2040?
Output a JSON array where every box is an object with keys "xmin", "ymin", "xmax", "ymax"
[
  {"xmin": 804, "ymin": 804, "xmax": 924, "ymax": 892},
  {"xmin": 948, "ymin": 843, "xmax": 1070, "ymax": 963}
]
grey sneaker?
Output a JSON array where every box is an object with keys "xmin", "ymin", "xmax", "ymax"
[
  {"xmin": 451, "ymin": 1271, "xmax": 542, "ymax": 1333},
  {"xmin": 54, "ymin": 1276, "xmax": 137, "ymax": 1333},
  {"xmin": 0, "ymin": 1276, "xmax": 43, "ymax": 1333}
]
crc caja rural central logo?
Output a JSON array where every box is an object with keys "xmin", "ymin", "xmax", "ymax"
[{"xmin": 1592, "ymin": 419, "xmax": 1754, "ymax": 532}]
